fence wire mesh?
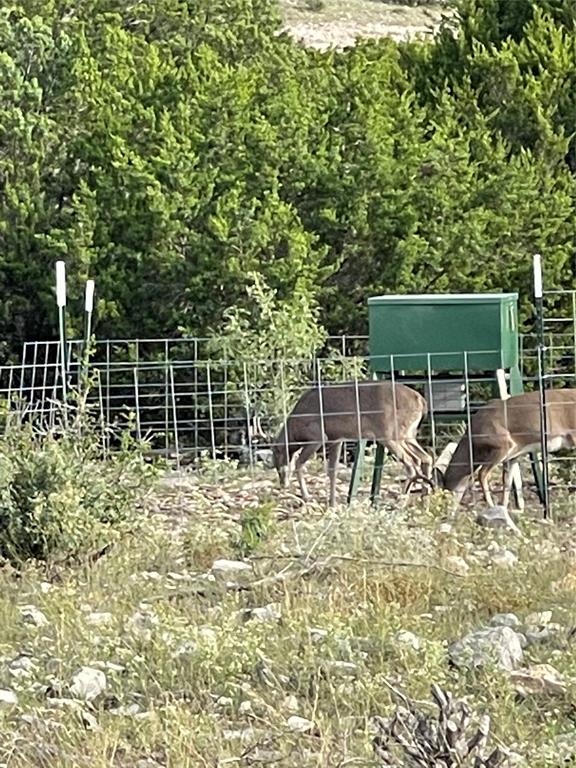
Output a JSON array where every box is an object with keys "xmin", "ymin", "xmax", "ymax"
[{"xmin": 1, "ymin": 304, "xmax": 575, "ymax": 510}]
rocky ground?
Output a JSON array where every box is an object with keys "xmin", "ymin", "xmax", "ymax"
[
  {"xmin": 280, "ymin": 0, "xmax": 449, "ymax": 50},
  {"xmin": 1, "ymin": 459, "xmax": 576, "ymax": 766}
]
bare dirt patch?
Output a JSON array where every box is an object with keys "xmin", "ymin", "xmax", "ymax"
[{"xmin": 280, "ymin": 0, "xmax": 448, "ymax": 50}]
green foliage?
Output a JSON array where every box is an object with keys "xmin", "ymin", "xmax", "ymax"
[
  {"xmin": 0, "ymin": 0, "xmax": 574, "ymax": 355},
  {"xmin": 207, "ymin": 272, "xmax": 326, "ymax": 424},
  {"xmin": 234, "ymin": 501, "xmax": 275, "ymax": 558},
  {"xmin": 0, "ymin": 416, "xmax": 157, "ymax": 565}
]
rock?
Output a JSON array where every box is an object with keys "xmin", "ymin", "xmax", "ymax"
[
  {"xmin": 215, "ymin": 696, "xmax": 234, "ymax": 709},
  {"xmin": 490, "ymin": 549, "xmax": 518, "ymax": 568},
  {"xmin": 476, "ymin": 506, "xmax": 522, "ymax": 534},
  {"xmin": 172, "ymin": 640, "xmax": 197, "ymax": 659},
  {"xmin": 47, "ymin": 697, "xmax": 83, "ymax": 712},
  {"xmin": 544, "ymin": 732, "xmax": 576, "ymax": 761},
  {"xmin": 210, "ymin": 559, "xmax": 252, "ymax": 582},
  {"xmin": 134, "ymin": 711, "xmax": 156, "ymax": 722},
  {"xmin": 223, "ymin": 727, "xmax": 257, "ymax": 744},
  {"xmin": 81, "ymin": 710, "xmax": 100, "ymax": 731},
  {"xmin": 524, "ymin": 625, "xmax": 561, "ymax": 646},
  {"xmin": 239, "ymin": 700, "xmax": 253, "ymax": 715},
  {"xmin": 86, "ymin": 612, "xmax": 113, "ymax": 626},
  {"xmin": 510, "ymin": 664, "xmax": 567, "ymax": 696},
  {"xmin": 167, "ymin": 571, "xmax": 192, "ymax": 582},
  {"xmin": 70, "ymin": 667, "xmax": 107, "ymax": 701},
  {"xmin": 19, "ymin": 605, "xmax": 49, "ymax": 627},
  {"xmin": 287, "ymin": 715, "xmax": 314, "ymax": 733},
  {"xmin": 444, "ymin": 556, "xmax": 469, "ymax": 575},
  {"xmin": 322, "ymin": 661, "xmax": 359, "ymax": 678},
  {"xmin": 449, "ymin": 626, "xmax": 523, "ymax": 671},
  {"xmin": 240, "ymin": 604, "xmax": 281, "ymax": 624},
  {"xmin": 394, "ymin": 630, "xmax": 422, "ymax": 651},
  {"xmin": 436, "ymin": 523, "xmax": 453, "ymax": 536},
  {"xmin": 283, "ymin": 694, "xmax": 299, "ymax": 713},
  {"xmin": 9, "ymin": 654, "xmax": 37, "ymax": 678},
  {"xmin": 0, "ymin": 689, "xmax": 18, "ymax": 708},
  {"xmin": 525, "ymin": 611, "xmax": 552, "ymax": 626},
  {"xmin": 140, "ymin": 571, "xmax": 162, "ymax": 581},
  {"xmin": 110, "ymin": 703, "xmax": 141, "ymax": 716},
  {"xmin": 309, "ymin": 628, "xmax": 328, "ymax": 643},
  {"xmin": 126, "ymin": 611, "xmax": 159, "ymax": 641},
  {"xmin": 102, "ymin": 662, "xmax": 126, "ymax": 674},
  {"xmin": 507, "ymin": 753, "xmax": 526, "ymax": 767},
  {"xmin": 516, "ymin": 633, "xmax": 528, "ymax": 649},
  {"xmin": 490, "ymin": 613, "xmax": 521, "ymax": 629}
]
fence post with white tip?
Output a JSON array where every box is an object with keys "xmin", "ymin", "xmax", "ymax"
[
  {"xmin": 82, "ymin": 279, "xmax": 95, "ymax": 382},
  {"xmin": 534, "ymin": 253, "xmax": 551, "ymax": 518},
  {"xmin": 55, "ymin": 261, "xmax": 68, "ymax": 414}
]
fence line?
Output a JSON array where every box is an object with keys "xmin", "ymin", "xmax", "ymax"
[{"xmin": 1, "ymin": 320, "xmax": 576, "ymax": 507}]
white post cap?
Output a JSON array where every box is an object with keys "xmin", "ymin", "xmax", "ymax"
[
  {"xmin": 55, "ymin": 261, "xmax": 66, "ymax": 307},
  {"xmin": 85, "ymin": 279, "xmax": 95, "ymax": 312},
  {"xmin": 533, "ymin": 253, "xmax": 543, "ymax": 299}
]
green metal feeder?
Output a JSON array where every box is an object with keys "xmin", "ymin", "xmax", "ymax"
[
  {"xmin": 368, "ymin": 293, "xmax": 519, "ymax": 373},
  {"xmin": 347, "ymin": 292, "xmax": 533, "ymax": 504}
]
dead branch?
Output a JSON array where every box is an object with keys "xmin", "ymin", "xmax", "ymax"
[{"xmin": 373, "ymin": 684, "xmax": 506, "ymax": 767}]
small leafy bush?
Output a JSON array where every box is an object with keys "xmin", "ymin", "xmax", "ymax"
[
  {"xmin": 234, "ymin": 502, "xmax": 275, "ymax": 558},
  {"xmin": 0, "ymin": 417, "xmax": 158, "ymax": 565}
]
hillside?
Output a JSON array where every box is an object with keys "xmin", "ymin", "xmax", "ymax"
[{"xmin": 280, "ymin": 0, "xmax": 447, "ymax": 50}]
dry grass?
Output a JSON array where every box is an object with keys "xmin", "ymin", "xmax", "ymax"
[{"xmin": 1, "ymin": 460, "xmax": 576, "ymax": 766}]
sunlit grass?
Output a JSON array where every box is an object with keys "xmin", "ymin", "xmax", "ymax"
[{"xmin": 1, "ymin": 466, "xmax": 576, "ymax": 766}]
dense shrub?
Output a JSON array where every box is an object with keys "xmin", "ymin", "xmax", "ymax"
[
  {"xmin": 0, "ymin": 417, "xmax": 158, "ymax": 565},
  {"xmin": 0, "ymin": 0, "xmax": 574, "ymax": 355}
]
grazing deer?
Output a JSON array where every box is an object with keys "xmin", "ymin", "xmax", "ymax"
[
  {"xmin": 440, "ymin": 389, "xmax": 576, "ymax": 507},
  {"xmin": 271, "ymin": 380, "xmax": 433, "ymax": 506}
]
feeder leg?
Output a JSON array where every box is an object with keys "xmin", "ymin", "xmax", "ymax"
[
  {"xmin": 370, "ymin": 443, "xmax": 386, "ymax": 507},
  {"xmin": 347, "ymin": 440, "xmax": 366, "ymax": 504}
]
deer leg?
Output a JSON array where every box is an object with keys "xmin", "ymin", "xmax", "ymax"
[
  {"xmin": 478, "ymin": 465, "xmax": 496, "ymax": 507},
  {"xmin": 326, "ymin": 442, "xmax": 343, "ymax": 507},
  {"xmin": 406, "ymin": 438, "xmax": 434, "ymax": 480},
  {"xmin": 502, "ymin": 459, "xmax": 523, "ymax": 510},
  {"xmin": 403, "ymin": 440, "xmax": 434, "ymax": 493},
  {"xmin": 386, "ymin": 441, "xmax": 419, "ymax": 494},
  {"xmin": 453, "ymin": 481, "xmax": 469, "ymax": 505},
  {"xmin": 294, "ymin": 440, "xmax": 321, "ymax": 502}
]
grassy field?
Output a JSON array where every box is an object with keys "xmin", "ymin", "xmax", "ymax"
[
  {"xmin": 2, "ymin": 455, "xmax": 576, "ymax": 767},
  {"xmin": 280, "ymin": 0, "xmax": 448, "ymax": 50}
]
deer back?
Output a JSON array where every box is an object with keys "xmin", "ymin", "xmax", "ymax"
[{"xmin": 285, "ymin": 380, "xmax": 426, "ymax": 444}]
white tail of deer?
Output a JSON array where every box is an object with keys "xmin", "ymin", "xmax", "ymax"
[
  {"xmin": 271, "ymin": 380, "xmax": 433, "ymax": 506},
  {"xmin": 440, "ymin": 388, "xmax": 576, "ymax": 507}
]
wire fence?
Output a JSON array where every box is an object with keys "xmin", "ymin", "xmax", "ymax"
[
  {"xmin": 0, "ymin": 339, "xmax": 545, "ymax": 506},
  {"xmin": 2, "ymin": 289, "xmax": 576, "ymax": 509},
  {"xmin": 10, "ymin": 335, "xmax": 369, "ymax": 461}
]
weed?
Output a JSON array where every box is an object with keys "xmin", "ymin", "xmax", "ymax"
[
  {"xmin": 234, "ymin": 501, "xmax": 275, "ymax": 557},
  {"xmin": 0, "ymin": 412, "xmax": 158, "ymax": 565}
]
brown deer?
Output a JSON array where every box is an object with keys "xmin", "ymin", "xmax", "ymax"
[
  {"xmin": 271, "ymin": 380, "xmax": 433, "ymax": 506},
  {"xmin": 440, "ymin": 389, "xmax": 576, "ymax": 507}
]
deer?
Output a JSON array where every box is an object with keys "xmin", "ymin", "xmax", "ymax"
[
  {"xmin": 271, "ymin": 380, "xmax": 433, "ymax": 506},
  {"xmin": 439, "ymin": 388, "xmax": 576, "ymax": 508}
]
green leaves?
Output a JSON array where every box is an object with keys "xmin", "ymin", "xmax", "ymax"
[{"xmin": 0, "ymin": 0, "xmax": 574, "ymax": 359}]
